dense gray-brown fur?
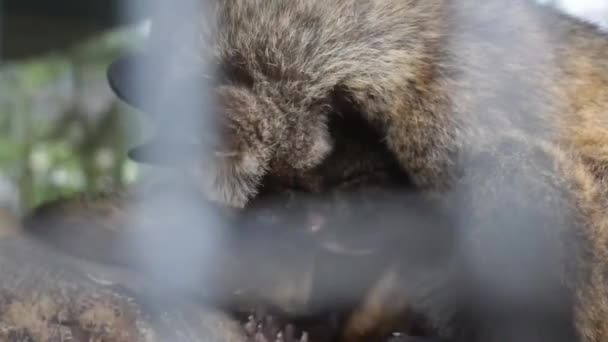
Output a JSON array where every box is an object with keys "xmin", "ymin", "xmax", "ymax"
[
  {"xmin": 19, "ymin": 0, "xmax": 608, "ymax": 341},
  {"xmin": 0, "ymin": 230, "xmax": 253, "ymax": 342}
]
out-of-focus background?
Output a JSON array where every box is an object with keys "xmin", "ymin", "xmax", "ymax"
[
  {"xmin": 0, "ymin": 0, "xmax": 606, "ymax": 215},
  {"xmin": 0, "ymin": 1, "xmax": 152, "ymax": 214}
]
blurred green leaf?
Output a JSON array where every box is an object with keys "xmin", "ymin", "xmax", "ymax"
[
  {"xmin": 0, "ymin": 28, "xmax": 142, "ymax": 212},
  {"xmin": 0, "ymin": 139, "xmax": 24, "ymax": 163}
]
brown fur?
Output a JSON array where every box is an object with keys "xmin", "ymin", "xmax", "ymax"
[
  {"xmin": 21, "ymin": 0, "xmax": 608, "ymax": 341},
  {"xmin": 0, "ymin": 232, "xmax": 249, "ymax": 342},
  {"xmin": 24, "ymin": 113, "xmax": 417, "ymax": 313}
]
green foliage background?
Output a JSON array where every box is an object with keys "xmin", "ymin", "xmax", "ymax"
[{"xmin": 0, "ymin": 30, "xmax": 146, "ymax": 214}]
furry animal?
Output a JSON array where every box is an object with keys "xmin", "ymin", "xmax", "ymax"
[
  {"xmin": 23, "ymin": 0, "xmax": 608, "ymax": 341},
  {"xmin": 25, "ymin": 113, "xmax": 443, "ymax": 341},
  {"xmin": 0, "ymin": 216, "xmax": 253, "ymax": 342}
]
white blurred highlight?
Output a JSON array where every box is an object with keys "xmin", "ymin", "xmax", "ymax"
[{"xmin": 541, "ymin": 0, "xmax": 608, "ymax": 29}]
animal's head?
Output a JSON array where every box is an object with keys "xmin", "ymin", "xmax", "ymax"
[
  {"xmin": 108, "ymin": 48, "xmax": 342, "ymax": 208},
  {"xmin": 106, "ymin": 0, "xmax": 418, "ymax": 208},
  {"xmin": 105, "ymin": 1, "xmax": 349, "ymax": 207}
]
